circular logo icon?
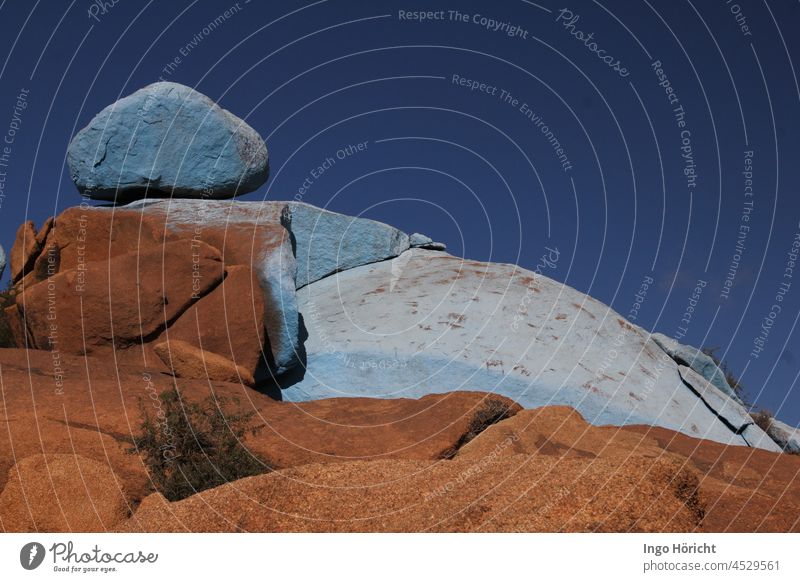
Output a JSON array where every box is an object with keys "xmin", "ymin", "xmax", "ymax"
[{"xmin": 20, "ymin": 542, "xmax": 46, "ymax": 570}]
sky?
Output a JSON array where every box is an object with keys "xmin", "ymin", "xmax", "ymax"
[{"xmin": 0, "ymin": 0, "xmax": 799, "ymax": 424}]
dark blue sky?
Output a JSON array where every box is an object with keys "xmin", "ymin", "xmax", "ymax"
[{"xmin": 1, "ymin": 0, "xmax": 799, "ymax": 424}]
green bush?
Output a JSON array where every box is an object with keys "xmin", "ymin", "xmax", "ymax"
[{"xmin": 128, "ymin": 387, "xmax": 270, "ymax": 501}]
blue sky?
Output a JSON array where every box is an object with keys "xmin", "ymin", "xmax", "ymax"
[{"xmin": 1, "ymin": 0, "xmax": 799, "ymax": 424}]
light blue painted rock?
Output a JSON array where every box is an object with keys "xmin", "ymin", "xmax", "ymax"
[
  {"xmin": 287, "ymin": 202, "xmax": 410, "ymax": 288},
  {"xmin": 763, "ymin": 418, "xmax": 800, "ymax": 454},
  {"xmin": 651, "ymin": 333, "xmax": 740, "ymax": 402},
  {"xmin": 287, "ymin": 249, "xmax": 771, "ymax": 450},
  {"xmin": 409, "ymin": 232, "xmax": 446, "ymax": 251},
  {"xmin": 67, "ymin": 82, "xmax": 269, "ymax": 202},
  {"xmin": 677, "ymin": 366, "xmax": 781, "ymax": 452},
  {"xmin": 409, "ymin": 233, "xmax": 433, "ymax": 247}
]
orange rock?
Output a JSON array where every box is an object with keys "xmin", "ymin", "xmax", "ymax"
[
  {"xmin": 9, "ymin": 221, "xmax": 41, "ymax": 283},
  {"xmin": 153, "ymin": 340, "xmax": 255, "ymax": 386},
  {"xmin": 116, "ymin": 455, "xmax": 703, "ymax": 533},
  {"xmin": 15, "ymin": 240, "xmax": 224, "ymax": 353},
  {"xmin": 159, "ymin": 265, "xmax": 266, "ymax": 375},
  {"xmin": 0, "ymin": 454, "xmax": 129, "ymax": 532},
  {"xmin": 1, "ymin": 347, "xmax": 799, "ymax": 533}
]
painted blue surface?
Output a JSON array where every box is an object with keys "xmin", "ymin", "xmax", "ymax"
[
  {"xmin": 67, "ymin": 82, "xmax": 269, "ymax": 201},
  {"xmin": 289, "ymin": 202, "xmax": 409, "ymax": 288},
  {"xmin": 652, "ymin": 333, "xmax": 740, "ymax": 402},
  {"xmin": 281, "ymin": 350, "xmax": 749, "ymax": 447}
]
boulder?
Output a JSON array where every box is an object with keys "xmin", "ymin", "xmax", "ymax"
[
  {"xmin": 677, "ymin": 366, "xmax": 782, "ymax": 452},
  {"xmin": 409, "ymin": 232, "xmax": 446, "ymax": 251},
  {"xmin": 116, "ymin": 452, "xmax": 704, "ymax": 533},
  {"xmin": 0, "ymin": 454, "xmax": 129, "ymax": 532},
  {"xmin": 753, "ymin": 417, "xmax": 800, "ymax": 454},
  {"xmin": 409, "ymin": 233, "xmax": 433, "ymax": 247},
  {"xmin": 67, "ymin": 82, "xmax": 269, "ymax": 201},
  {"xmin": 10, "ymin": 201, "xmax": 301, "ymax": 376},
  {"xmin": 153, "ymin": 340, "xmax": 255, "ymax": 386},
  {"xmin": 1, "ymin": 348, "xmax": 797, "ymax": 533},
  {"xmin": 288, "ymin": 202, "xmax": 410, "ymax": 288},
  {"xmin": 15, "ymin": 240, "xmax": 224, "ymax": 352},
  {"xmin": 288, "ymin": 248, "xmax": 769, "ymax": 449},
  {"xmin": 651, "ymin": 332, "xmax": 739, "ymax": 401},
  {"xmin": 0, "ymin": 244, "xmax": 5, "ymax": 279},
  {"xmin": 9, "ymin": 220, "xmax": 43, "ymax": 283},
  {"xmin": 158, "ymin": 265, "xmax": 266, "ymax": 375}
]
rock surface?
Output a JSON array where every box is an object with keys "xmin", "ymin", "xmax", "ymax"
[
  {"xmin": 154, "ymin": 340, "xmax": 255, "ymax": 386},
  {"xmin": 288, "ymin": 249, "xmax": 769, "ymax": 449},
  {"xmin": 0, "ymin": 244, "xmax": 5, "ymax": 279},
  {"xmin": 9, "ymin": 220, "xmax": 43, "ymax": 283},
  {"xmin": 14, "ymin": 240, "xmax": 224, "ymax": 352},
  {"xmin": 676, "ymin": 366, "xmax": 781, "ymax": 452},
  {"xmin": 651, "ymin": 332, "xmax": 738, "ymax": 401},
  {"xmin": 289, "ymin": 202, "xmax": 410, "ymax": 288},
  {"xmin": 5, "ymin": 201, "xmax": 795, "ymax": 453},
  {"xmin": 0, "ymin": 454, "xmax": 129, "ymax": 532},
  {"xmin": 157, "ymin": 265, "xmax": 266, "ymax": 375},
  {"xmin": 0, "ymin": 348, "xmax": 797, "ymax": 533},
  {"xmin": 67, "ymin": 82, "xmax": 269, "ymax": 201},
  {"xmin": 752, "ymin": 418, "xmax": 800, "ymax": 454},
  {"xmin": 409, "ymin": 232, "xmax": 446, "ymax": 251}
]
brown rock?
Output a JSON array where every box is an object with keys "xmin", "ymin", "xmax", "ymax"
[
  {"xmin": 2, "ymin": 304, "xmax": 28, "ymax": 347},
  {"xmin": 159, "ymin": 265, "xmax": 266, "ymax": 374},
  {"xmin": 9, "ymin": 221, "xmax": 41, "ymax": 283},
  {"xmin": 2, "ymin": 348, "xmax": 799, "ymax": 533},
  {"xmin": 153, "ymin": 340, "xmax": 255, "ymax": 386},
  {"xmin": 0, "ymin": 454, "xmax": 129, "ymax": 532},
  {"xmin": 15, "ymin": 240, "xmax": 223, "ymax": 352},
  {"xmin": 116, "ymin": 455, "xmax": 703, "ymax": 533}
]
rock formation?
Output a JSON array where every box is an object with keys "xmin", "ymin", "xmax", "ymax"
[
  {"xmin": 67, "ymin": 82, "xmax": 269, "ymax": 201},
  {"xmin": 2, "ymin": 82, "xmax": 798, "ymax": 533},
  {"xmin": 1, "ymin": 346, "xmax": 798, "ymax": 532},
  {"xmin": 3, "ymin": 199, "xmax": 787, "ymax": 452}
]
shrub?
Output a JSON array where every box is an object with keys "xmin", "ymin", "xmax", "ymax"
[
  {"xmin": 750, "ymin": 408, "xmax": 774, "ymax": 434},
  {"xmin": 701, "ymin": 347, "xmax": 745, "ymax": 401},
  {"xmin": 441, "ymin": 397, "xmax": 515, "ymax": 459},
  {"xmin": 128, "ymin": 387, "xmax": 269, "ymax": 501}
]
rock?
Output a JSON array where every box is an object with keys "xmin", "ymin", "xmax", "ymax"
[
  {"xmin": 117, "ymin": 454, "xmax": 704, "ymax": 533},
  {"xmin": 15, "ymin": 240, "xmax": 224, "ymax": 352},
  {"xmin": 158, "ymin": 266, "xmax": 266, "ymax": 375},
  {"xmin": 409, "ymin": 232, "xmax": 446, "ymax": 251},
  {"xmin": 154, "ymin": 340, "xmax": 255, "ymax": 386},
  {"xmin": 9, "ymin": 201, "xmax": 300, "ymax": 376},
  {"xmin": 677, "ymin": 366, "xmax": 782, "ymax": 452},
  {"xmin": 8, "ymin": 201, "xmax": 423, "ymax": 376},
  {"xmin": 1, "ymin": 348, "xmax": 798, "ymax": 533},
  {"xmin": 760, "ymin": 418, "xmax": 800, "ymax": 454},
  {"xmin": 651, "ymin": 332, "xmax": 739, "ymax": 401},
  {"xmin": 0, "ymin": 244, "xmax": 5, "ymax": 279},
  {"xmin": 67, "ymin": 82, "xmax": 269, "ymax": 201},
  {"xmin": 288, "ymin": 202, "xmax": 410, "ymax": 287},
  {"xmin": 288, "ymin": 249, "xmax": 770, "ymax": 448},
  {"xmin": 0, "ymin": 454, "xmax": 129, "ymax": 532},
  {"xmin": 409, "ymin": 233, "xmax": 433, "ymax": 247},
  {"xmin": 9, "ymin": 221, "xmax": 40, "ymax": 283}
]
